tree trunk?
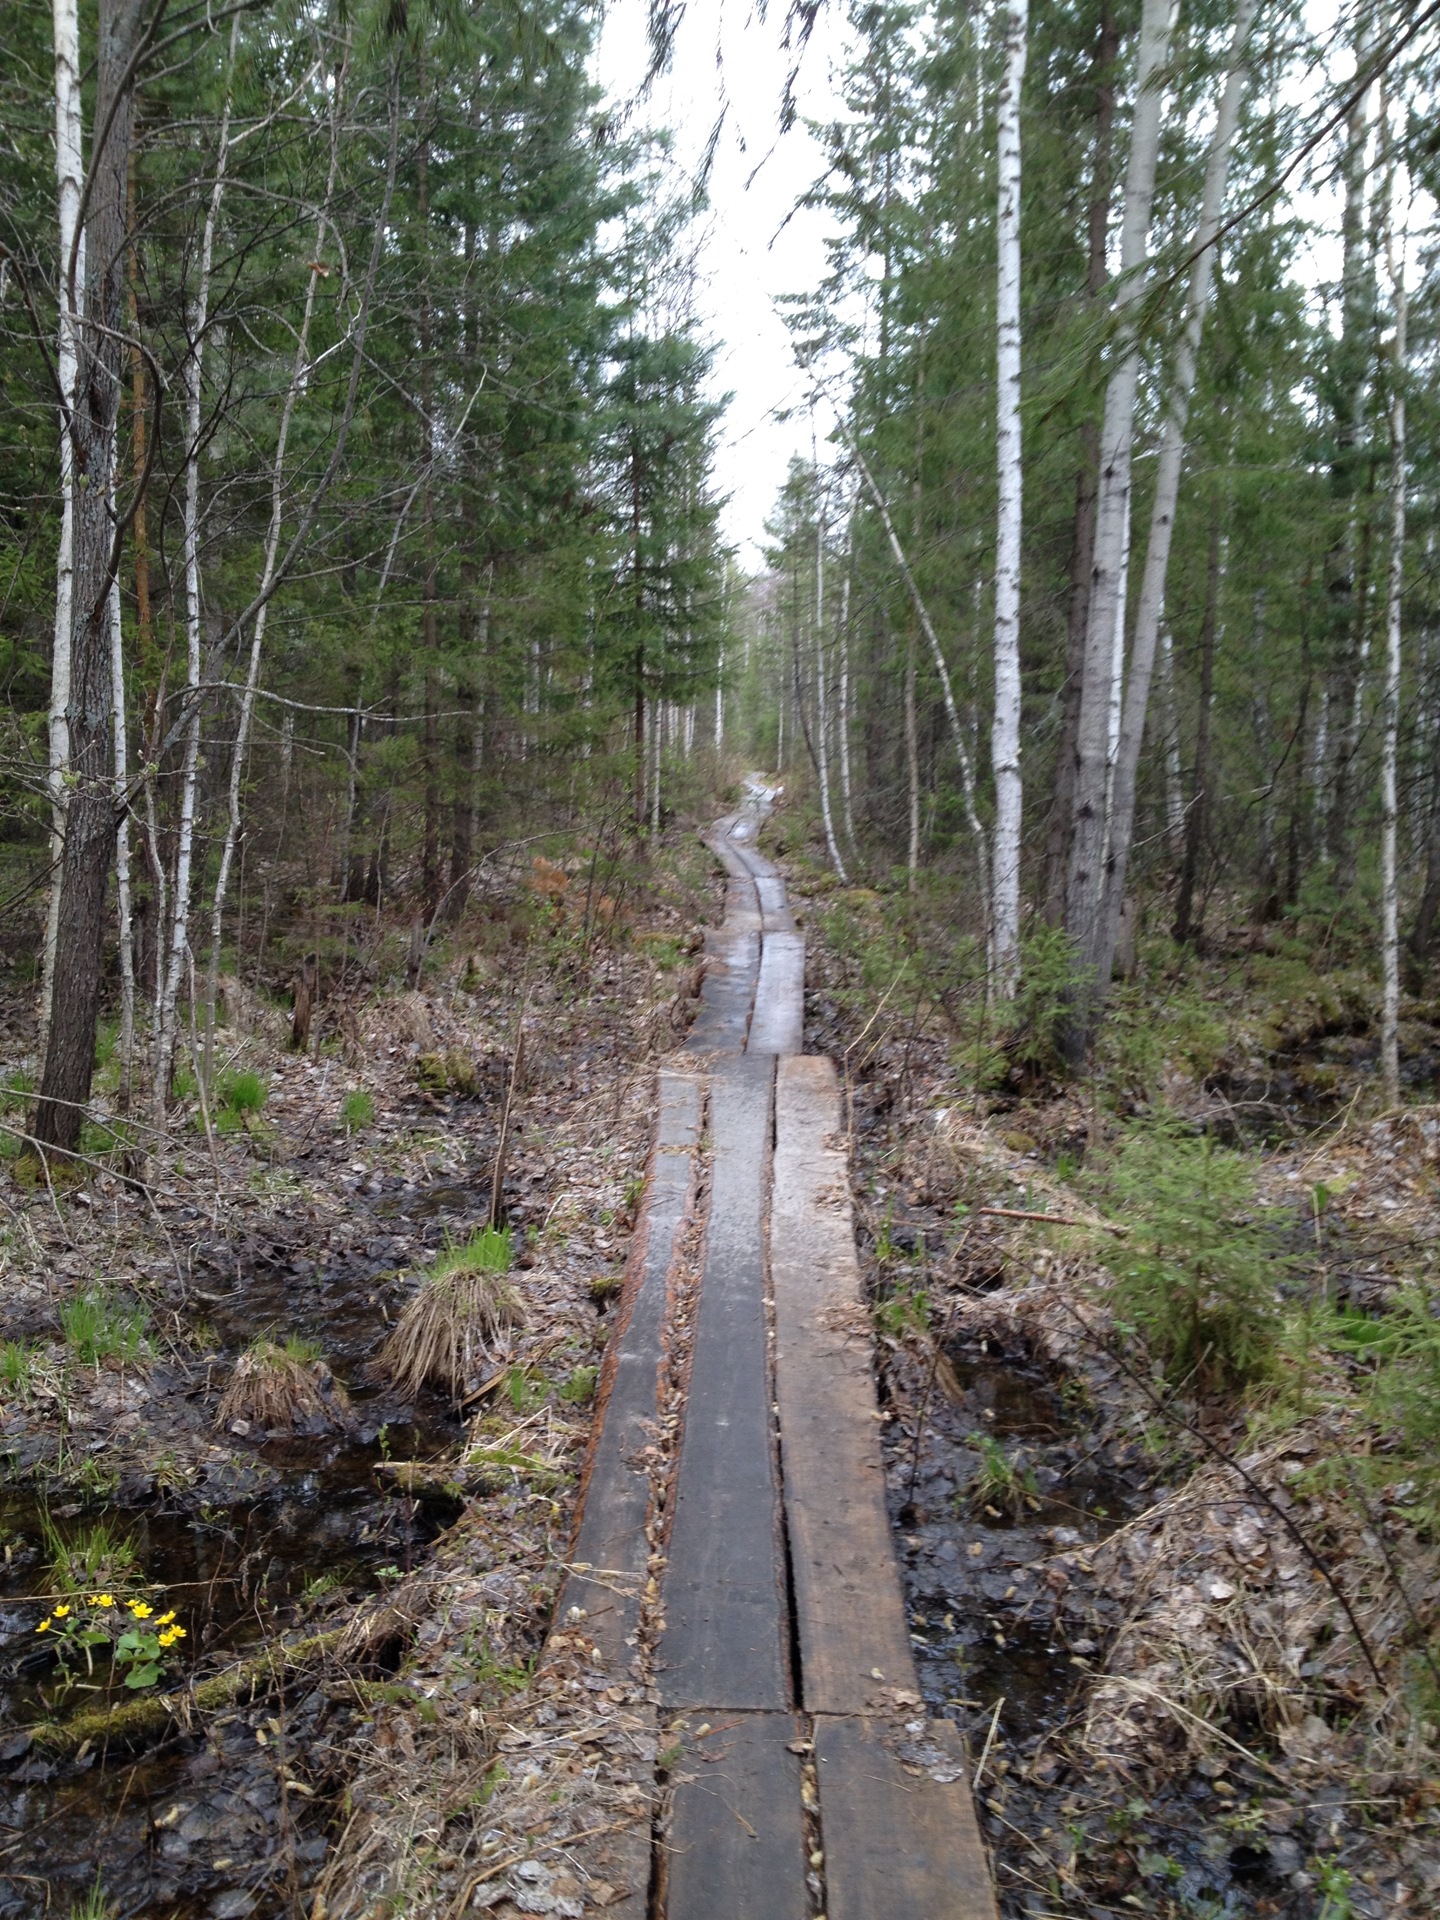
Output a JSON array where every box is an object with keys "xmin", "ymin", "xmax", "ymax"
[
  {"xmin": 1380, "ymin": 157, "xmax": 1406, "ymax": 1106},
  {"xmin": 991, "ymin": 0, "xmax": 1028, "ymax": 994},
  {"xmin": 1043, "ymin": 2, "xmax": 1117, "ymax": 924},
  {"xmin": 1093, "ymin": 0, "xmax": 1256, "ymax": 996},
  {"xmin": 904, "ymin": 628, "xmax": 920, "ymax": 891},
  {"xmin": 40, "ymin": 0, "xmax": 87, "ymax": 1064},
  {"xmin": 155, "ymin": 23, "xmax": 236, "ymax": 1116},
  {"xmin": 1173, "ymin": 514, "xmax": 1223, "ymax": 947},
  {"xmin": 1062, "ymin": 0, "xmax": 1176, "ymax": 1047},
  {"xmin": 34, "ymin": 0, "xmax": 152, "ymax": 1156}
]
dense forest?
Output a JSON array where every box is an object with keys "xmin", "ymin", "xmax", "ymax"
[{"xmin": 4, "ymin": 0, "xmax": 1440, "ymax": 1916}]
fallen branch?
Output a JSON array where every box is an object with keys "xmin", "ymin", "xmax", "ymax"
[
  {"xmin": 978, "ymin": 1205, "xmax": 1127, "ymax": 1236},
  {"xmin": 24, "ymin": 1626, "xmax": 347, "ymax": 1758}
]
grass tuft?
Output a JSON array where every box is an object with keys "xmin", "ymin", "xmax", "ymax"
[
  {"xmin": 217, "ymin": 1335, "xmax": 349, "ymax": 1432},
  {"xmin": 377, "ymin": 1228, "xmax": 523, "ymax": 1398},
  {"xmin": 59, "ymin": 1288, "xmax": 148, "ymax": 1366}
]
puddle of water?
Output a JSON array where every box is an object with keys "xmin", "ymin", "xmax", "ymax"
[{"xmin": 0, "ymin": 1174, "xmax": 490, "ymax": 1916}]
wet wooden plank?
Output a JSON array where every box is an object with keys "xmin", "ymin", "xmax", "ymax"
[
  {"xmin": 748, "ymin": 930, "xmax": 805, "ymax": 1057},
  {"xmin": 687, "ymin": 925, "xmax": 759, "ymax": 1055},
  {"xmin": 560, "ymin": 1070, "xmax": 699, "ymax": 1668},
  {"xmin": 770, "ymin": 1055, "xmax": 917, "ymax": 1712},
  {"xmin": 665, "ymin": 1711, "xmax": 809, "ymax": 1920},
  {"xmin": 752, "ymin": 872, "xmax": 795, "ymax": 932},
  {"xmin": 658, "ymin": 1053, "xmax": 789, "ymax": 1709},
  {"xmin": 813, "ymin": 1715, "xmax": 997, "ymax": 1920}
]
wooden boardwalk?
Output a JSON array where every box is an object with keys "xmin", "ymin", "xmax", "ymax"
[{"xmin": 559, "ymin": 794, "xmax": 997, "ymax": 1920}]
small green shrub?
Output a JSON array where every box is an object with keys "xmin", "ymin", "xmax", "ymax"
[
  {"xmin": 559, "ymin": 1363, "xmax": 598, "ymax": 1403},
  {"xmin": 342, "ymin": 1089, "xmax": 376, "ymax": 1133},
  {"xmin": 1096, "ymin": 1122, "xmax": 1285, "ymax": 1391},
  {"xmin": 59, "ymin": 1287, "xmax": 149, "ymax": 1366},
  {"xmin": 1344, "ymin": 1287, "xmax": 1440, "ymax": 1522}
]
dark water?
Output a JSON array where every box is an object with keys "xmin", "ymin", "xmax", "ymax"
[{"xmin": 0, "ymin": 1175, "xmax": 489, "ymax": 1920}]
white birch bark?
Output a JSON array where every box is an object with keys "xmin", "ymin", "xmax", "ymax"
[
  {"xmin": 1158, "ymin": 620, "xmax": 1186, "ymax": 851},
  {"xmin": 41, "ymin": 0, "xmax": 86, "ymax": 1059},
  {"xmin": 1063, "ymin": 0, "xmax": 1176, "ymax": 1005},
  {"xmin": 814, "ymin": 486, "xmax": 848, "ymax": 881},
  {"xmin": 1381, "ymin": 178, "xmax": 1406, "ymax": 1106},
  {"xmin": 1097, "ymin": 0, "xmax": 1257, "ymax": 988},
  {"xmin": 154, "ymin": 25, "xmax": 237, "ymax": 1115},
  {"xmin": 991, "ymin": 0, "xmax": 1027, "ymax": 995},
  {"xmin": 837, "ymin": 564, "xmax": 857, "ymax": 853},
  {"xmin": 1106, "ymin": 488, "xmax": 1131, "ymax": 803}
]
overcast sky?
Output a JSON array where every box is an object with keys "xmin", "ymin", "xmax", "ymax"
[{"xmin": 594, "ymin": 0, "xmax": 853, "ymax": 568}]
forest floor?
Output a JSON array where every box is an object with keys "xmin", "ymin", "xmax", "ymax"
[
  {"xmin": 2, "ymin": 801, "xmax": 1440, "ymax": 1920},
  {"xmin": 775, "ymin": 824, "xmax": 1440, "ymax": 1920},
  {"xmin": 0, "ymin": 833, "xmax": 718, "ymax": 1919}
]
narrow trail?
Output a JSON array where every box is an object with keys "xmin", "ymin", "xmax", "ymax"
[{"xmin": 559, "ymin": 785, "xmax": 997, "ymax": 1919}]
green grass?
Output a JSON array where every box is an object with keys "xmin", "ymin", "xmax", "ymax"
[
  {"xmin": 67, "ymin": 1881, "xmax": 114, "ymax": 1920},
  {"xmin": 0, "ymin": 1339, "xmax": 37, "ymax": 1397},
  {"xmin": 59, "ymin": 1288, "xmax": 149, "ymax": 1366},
  {"xmin": 434, "ymin": 1224, "xmax": 513, "ymax": 1277},
  {"xmin": 43, "ymin": 1515, "xmax": 140, "ymax": 1594},
  {"xmin": 341, "ymin": 1088, "xmax": 375, "ymax": 1133},
  {"xmin": 216, "ymin": 1069, "xmax": 268, "ymax": 1134}
]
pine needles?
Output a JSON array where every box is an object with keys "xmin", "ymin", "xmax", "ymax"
[{"xmin": 377, "ymin": 1227, "xmax": 523, "ymax": 1399}]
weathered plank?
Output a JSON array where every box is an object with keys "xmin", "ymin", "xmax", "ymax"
[
  {"xmin": 752, "ymin": 872, "xmax": 795, "ymax": 931},
  {"xmin": 665, "ymin": 1711, "xmax": 809, "ymax": 1920},
  {"xmin": 813, "ymin": 1714, "xmax": 997, "ymax": 1920},
  {"xmin": 747, "ymin": 929, "xmax": 805, "ymax": 1057},
  {"xmin": 687, "ymin": 925, "xmax": 760, "ymax": 1054},
  {"xmin": 770, "ymin": 1054, "xmax": 917, "ymax": 1711},
  {"xmin": 658, "ymin": 1053, "xmax": 789, "ymax": 1709},
  {"xmin": 560, "ymin": 1070, "xmax": 700, "ymax": 1668}
]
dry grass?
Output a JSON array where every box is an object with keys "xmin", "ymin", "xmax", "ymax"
[
  {"xmin": 216, "ymin": 1334, "xmax": 351, "ymax": 1432},
  {"xmin": 377, "ymin": 1228, "xmax": 524, "ymax": 1398}
]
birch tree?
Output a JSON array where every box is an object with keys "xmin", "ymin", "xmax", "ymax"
[
  {"xmin": 1095, "ymin": 0, "xmax": 1257, "ymax": 997},
  {"xmin": 1062, "ymin": 0, "xmax": 1177, "ymax": 1047},
  {"xmin": 40, "ymin": 0, "xmax": 85, "ymax": 1062},
  {"xmin": 991, "ymin": 0, "xmax": 1027, "ymax": 996},
  {"xmin": 153, "ymin": 21, "xmax": 239, "ymax": 1115},
  {"xmin": 1380, "ymin": 139, "xmax": 1406, "ymax": 1107}
]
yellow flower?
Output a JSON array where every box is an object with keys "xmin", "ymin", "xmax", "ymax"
[
  {"xmin": 36, "ymin": 1618, "xmax": 51, "ymax": 1633},
  {"xmin": 128, "ymin": 1601, "xmax": 153, "ymax": 1619},
  {"xmin": 171, "ymin": 1625, "xmax": 187, "ymax": 1640},
  {"xmin": 53, "ymin": 1604, "xmax": 70, "ymax": 1618},
  {"xmin": 158, "ymin": 1625, "xmax": 187, "ymax": 1648},
  {"xmin": 157, "ymin": 1610, "xmax": 176, "ymax": 1625},
  {"xmin": 90, "ymin": 1593, "xmax": 115, "ymax": 1608}
]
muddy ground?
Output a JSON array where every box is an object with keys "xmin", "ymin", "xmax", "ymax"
[
  {"xmin": 796, "ymin": 876, "xmax": 1440, "ymax": 1920},
  {"xmin": 0, "ymin": 843, "xmax": 716, "ymax": 1919}
]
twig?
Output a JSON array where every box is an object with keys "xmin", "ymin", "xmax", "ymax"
[
  {"xmin": 978, "ymin": 1206, "xmax": 1127, "ymax": 1236},
  {"xmin": 971, "ymin": 1696, "xmax": 1005, "ymax": 1789}
]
